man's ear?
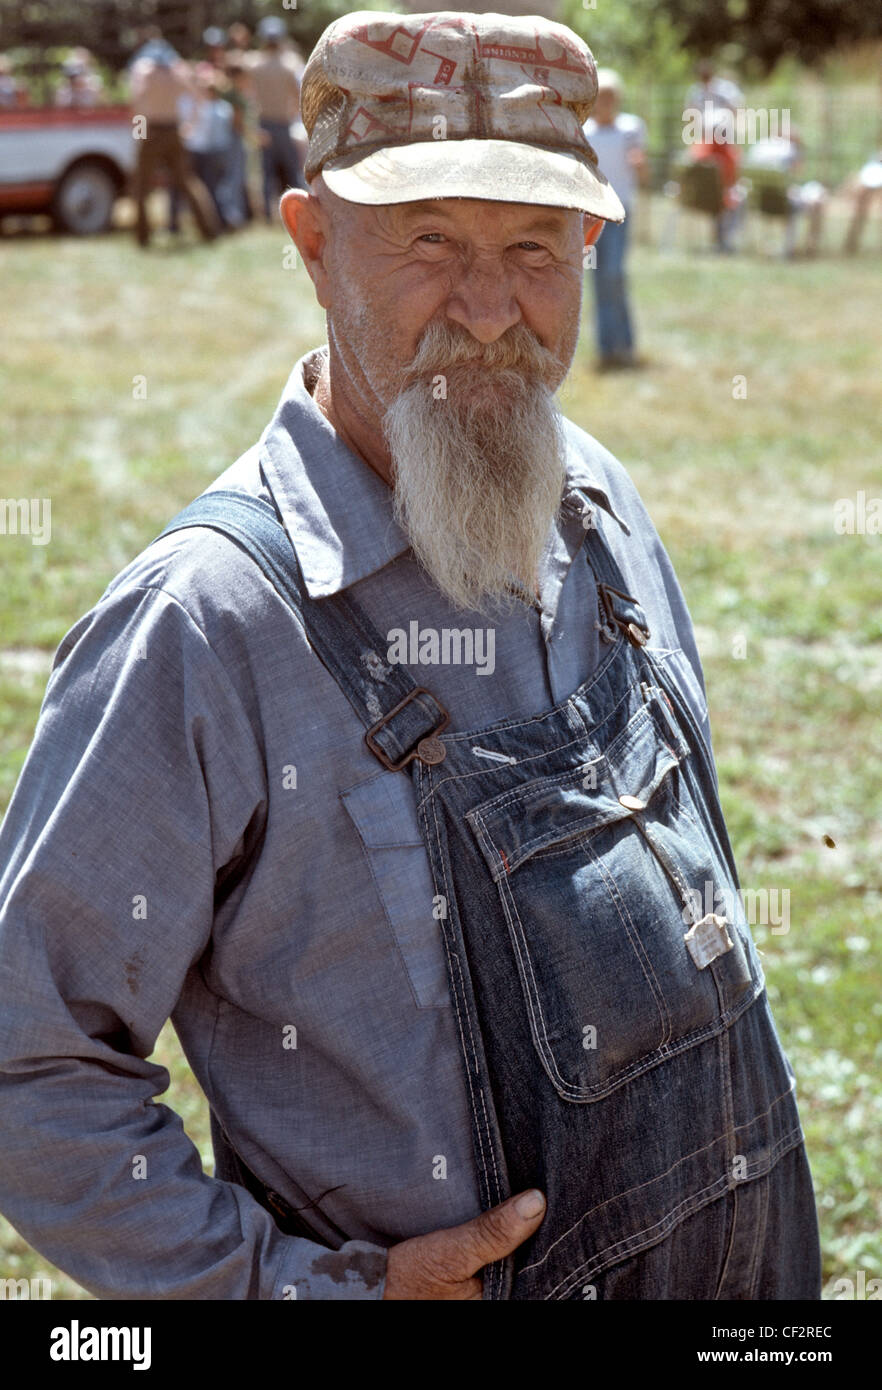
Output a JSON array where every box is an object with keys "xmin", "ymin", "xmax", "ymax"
[
  {"xmin": 280, "ymin": 189, "xmax": 332, "ymax": 308},
  {"xmin": 583, "ymin": 216, "xmax": 606, "ymax": 249}
]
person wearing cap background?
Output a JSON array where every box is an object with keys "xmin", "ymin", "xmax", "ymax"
[
  {"xmin": 0, "ymin": 11, "xmax": 821, "ymax": 1301},
  {"xmin": 54, "ymin": 51, "xmax": 102, "ymax": 108},
  {"xmin": 202, "ymin": 25, "xmax": 229, "ymax": 72}
]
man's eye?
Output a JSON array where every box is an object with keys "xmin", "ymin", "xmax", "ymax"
[
  {"xmin": 516, "ymin": 241, "xmax": 546, "ymax": 252},
  {"xmin": 418, "ymin": 233, "xmax": 447, "ymax": 244}
]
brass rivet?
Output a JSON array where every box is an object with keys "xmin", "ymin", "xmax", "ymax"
[{"xmin": 417, "ymin": 736, "xmax": 446, "ymax": 765}]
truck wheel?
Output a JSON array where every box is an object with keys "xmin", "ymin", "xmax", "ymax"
[{"xmin": 51, "ymin": 160, "xmax": 118, "ymax": 235}]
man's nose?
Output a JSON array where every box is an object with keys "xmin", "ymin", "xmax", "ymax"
[{"xmin": 444, "ymin": 259, "xmax": 521, "ymax": 344}]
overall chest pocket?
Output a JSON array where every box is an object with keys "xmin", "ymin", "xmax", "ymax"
[{"xmin": 465, "ymin": 701, "xmax": 761, "ymax": 1102}]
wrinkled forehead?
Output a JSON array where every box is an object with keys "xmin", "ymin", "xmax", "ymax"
[{"xmin": 321, "ymin": 187, "xmax": 589, "ymax": 236}]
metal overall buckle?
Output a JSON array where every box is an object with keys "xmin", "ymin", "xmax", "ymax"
[
  {"xmin": 364, "ymin": 687, "xmax": 450, "ymax": 770},
  {"xmin": 597, "ymin": 582, "xmax": 651, "ymax": 648}
]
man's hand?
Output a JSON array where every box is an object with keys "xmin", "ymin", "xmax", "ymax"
[{"xmin": 382, "ymin": 1189, "xmax": 546, "ymax": 1300}]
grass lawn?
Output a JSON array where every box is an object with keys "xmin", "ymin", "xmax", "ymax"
[{"xmin": 1, "ymin": 204, "xmax": 880, "ymax": 1301}]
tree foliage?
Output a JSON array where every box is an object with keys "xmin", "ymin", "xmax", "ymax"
[
  {"xmin": 654, "ymin": 0, "xmax": 882, "ymax": 73},
  {"xmin": 0, "ymin": 0, "xmax": 399, "ymax": 74}
]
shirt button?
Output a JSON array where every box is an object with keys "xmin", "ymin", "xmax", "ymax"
[{"xmin": 619, "ymin": 794, "xmax": 645, "ymax": 811}]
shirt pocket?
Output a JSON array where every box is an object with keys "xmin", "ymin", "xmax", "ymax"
[
  {"xmin": 341, "ymin": 771, "xmax": 451, "ymax": 1010},
  {"xmin": 465, "ymin": 699, "xmax": 760, "ymax": 1102}
]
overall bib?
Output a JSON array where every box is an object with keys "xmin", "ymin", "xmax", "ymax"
[{"xmin": 159, "ymin": 487, "xmax": 822, "ymax": 1301}]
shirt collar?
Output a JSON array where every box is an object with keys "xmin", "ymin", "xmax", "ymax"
[
  {"xmin": 259, "ymin": 347, "xmax": 411, "ymax": 598},
  {"xmin": 259, "ymin": 345, "xmax": 629, "ymax": 599}
]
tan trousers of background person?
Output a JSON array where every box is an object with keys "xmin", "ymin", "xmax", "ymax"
[{"xmin": 134, "ymin": 122, "xmax": 219, "ymax": 246}]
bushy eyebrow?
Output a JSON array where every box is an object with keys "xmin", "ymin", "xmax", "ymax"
[{"xmin": 393, "ymin": 201, "xmax": 571, "ymax": 239}]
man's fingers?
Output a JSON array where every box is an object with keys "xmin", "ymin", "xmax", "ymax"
[
  {"xmin": 382, "ymin": 1190, "xmax": 546, "ymax": 1298},
  {"xmin": 434, "ymin": 1189, "xmax": 547, "ymax": 1281}
]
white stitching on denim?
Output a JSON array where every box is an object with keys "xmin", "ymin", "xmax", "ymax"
[
  {"xmin": 746, "ymin": 1168, "xmax": 770, "ymax": 1298},
  {"xmin": 492, "ymin": 841, "xmax": 669, "ymax": 1099},
  {"xmin": 520, "ymin": 1081, "xmax": 803, "ymax": 1279},
  {"xmin": 467, "ymin": 706, "xmax": 653, "ymax": 821},
  {"xmin": 713, "ymin": 1183, "xmax": 740, "ymax": 1300},
  {"xmin": 464, "ymin": 711, "xmax": 683, "ymax": 875},
  {"xmin": 549, "ymin": 1176, "xmax": 731, "ymax": 1298},
  {"xmin": 494, "ymin": 873, "xmax": 569, "ymax": 1093},
  {"xmin": 635, "ymin": 818, "xmax": 695, "ymax": 925},
  {"xmin": 421, "ymin": 774, "xmax": 490, "ymax": 1191},
  {"xmin": 413, "ymin": 657, "xmax": 641, "ymax": 811},
  {"xmin": 585, "ymin": 843, "xmax": 672, "ymax": 1049},
  {"xmin": 415, "ymin": 725, "xmax": 592, "ymax": 814},
  {"xmin": 423, "ymin": 767, "xmax": 505, "ymax": 1296},
  {"xmin": 437, "ymin": 627, "xmax": 626, "ymax": 745},
  {"xmin": 472, "ymin": 747, "xmax": 518, "ymax": 765},
  {"xmin": 550, "ymin": 1126, "xmax": 805, "ymax": 1299}
]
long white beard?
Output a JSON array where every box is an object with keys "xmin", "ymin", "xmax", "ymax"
[{"xmin": 383, "ymin": 321, "xmax": 569, "ymax": 615}]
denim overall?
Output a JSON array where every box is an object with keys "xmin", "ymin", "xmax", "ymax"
[{"xmin": 158, "ymin": 488, "xmax": 822, "ymax": 1301}]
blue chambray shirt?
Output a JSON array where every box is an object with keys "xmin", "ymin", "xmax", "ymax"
[{"xmin": 0, "ymin": 346, "xmax": 713, "ymax": 1300}]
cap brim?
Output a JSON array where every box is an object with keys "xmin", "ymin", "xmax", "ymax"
[{"xmin": 319, "ymin": 139, "xmax": 626, "ymax": 222}]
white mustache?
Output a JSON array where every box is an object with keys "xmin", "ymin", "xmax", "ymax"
[{"xmin": 402, "ymin": 319, "xmax": 566, "ymax": 387}]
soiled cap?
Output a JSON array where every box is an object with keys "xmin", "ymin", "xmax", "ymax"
[{"xmin": 300, "ymin": 9, "xmax": 625, "ymax": 221}]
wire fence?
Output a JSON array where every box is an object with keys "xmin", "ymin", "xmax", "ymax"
[{"xmin": 633, "ymin": 83, "xmax": 882, "ymax": 191}]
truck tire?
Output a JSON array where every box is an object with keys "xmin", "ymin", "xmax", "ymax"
[{"xmin": 51, "ymin": 159, "xmax": 118, "ymax": 235}]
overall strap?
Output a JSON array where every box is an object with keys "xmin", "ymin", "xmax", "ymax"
[
  {"xmin": 573, "ymin": 491, "xmax": 736, "ymax": 878},
  {"xmin": 155, "ymin": 489, "xmax": 449, "ymax": 770},
  {"xmin": 571, "ymin": 489, "xmax": 652, "ymax": 650}
]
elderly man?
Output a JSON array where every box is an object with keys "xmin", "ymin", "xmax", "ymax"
[{"xmin": 0, "ymin": 12, "xmax": 821, "ymax": 1301}]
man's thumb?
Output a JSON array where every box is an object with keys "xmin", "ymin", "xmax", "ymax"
[{"xmin": 454, "ymin": 1189, "xmax": 546, "ymax": 1275}]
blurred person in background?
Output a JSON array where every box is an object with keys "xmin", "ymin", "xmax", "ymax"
[
  {"xmin": 248, "ymin": 14, "xmax": 306, "ymax": 222},
  {"xmin": 186, "ymin": 69, "xmax": 243, "ymax": 232},
  {"xmin": 128, "ymin": 24, "xmax": 178, "ymax": 72},
  {"xmin": 54, "ymin": 57, "xmax": 101, "ymax": 109},
  {"xmin": 225, "ymin": 58, "xmax": 257, "ymax": 225},
  {"xmin": 688, "ymin": 106, "xmax": 743, "ymax": 253},
  {"xmin": 842, "ymin": 151, "xmax": 882, "ymax": 254},
  {"xmin": 583, "ymin": 68, "xmax": 648, "ymax": 370},
  {"xmin": 70, "ymin": 48, "xmax": 104, "ymax": 99},
  {"xmin": 228, "ymin": 22, "xmax": 253, "ymax": 60},
  {"xmin": 742, "ymin": 131, "xmax": 827, "ymax": 257},
  {"xmin": 129, "ymin": 43, "xmax": 219, "ymax": 248},
  {"xmin": 681, "ymin": 57, "xmax": 745, "ymax": 252},
  {"xmin": 202, "ymin": 26, "xmax": 228, "ymax": 74},
  {"xmin": 0, "ymin": 55, "xmax": 17, "ymax": 107},
  {"xmin": 685, "ymin": 57, "xmax": 743, "ymax": 120}
]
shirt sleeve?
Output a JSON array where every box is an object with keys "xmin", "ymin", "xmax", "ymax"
[{"xmin": 0, "ymin": 580, "xmax": 388, "ymax": 1300}]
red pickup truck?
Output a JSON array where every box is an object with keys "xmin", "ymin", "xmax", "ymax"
[{"xmin": 0, "ymin": 104, "xmax": 135, "ymax": 233}]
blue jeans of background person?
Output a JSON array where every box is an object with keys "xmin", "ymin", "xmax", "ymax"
[
  {"xmin": 259, "ymin": 118, "xmax": 304, "ymax": 222},
  {"xmin": 170, "ymin": 148, "xmax": 241, "ymax": 232},
  {"xmin": 162, "ymin": 487, "xmax": 822, "ymax": 1300},
  {"xmin": 193, "ymin": 147, "xmax": 243, "ymax": 230},
  {"xmin": 227, "ymin": 133, "xmax": 252, "ymax": 225},
  {"xmin": 593, "ymin": 215, "xmax": 635, "ymax": 360}
]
